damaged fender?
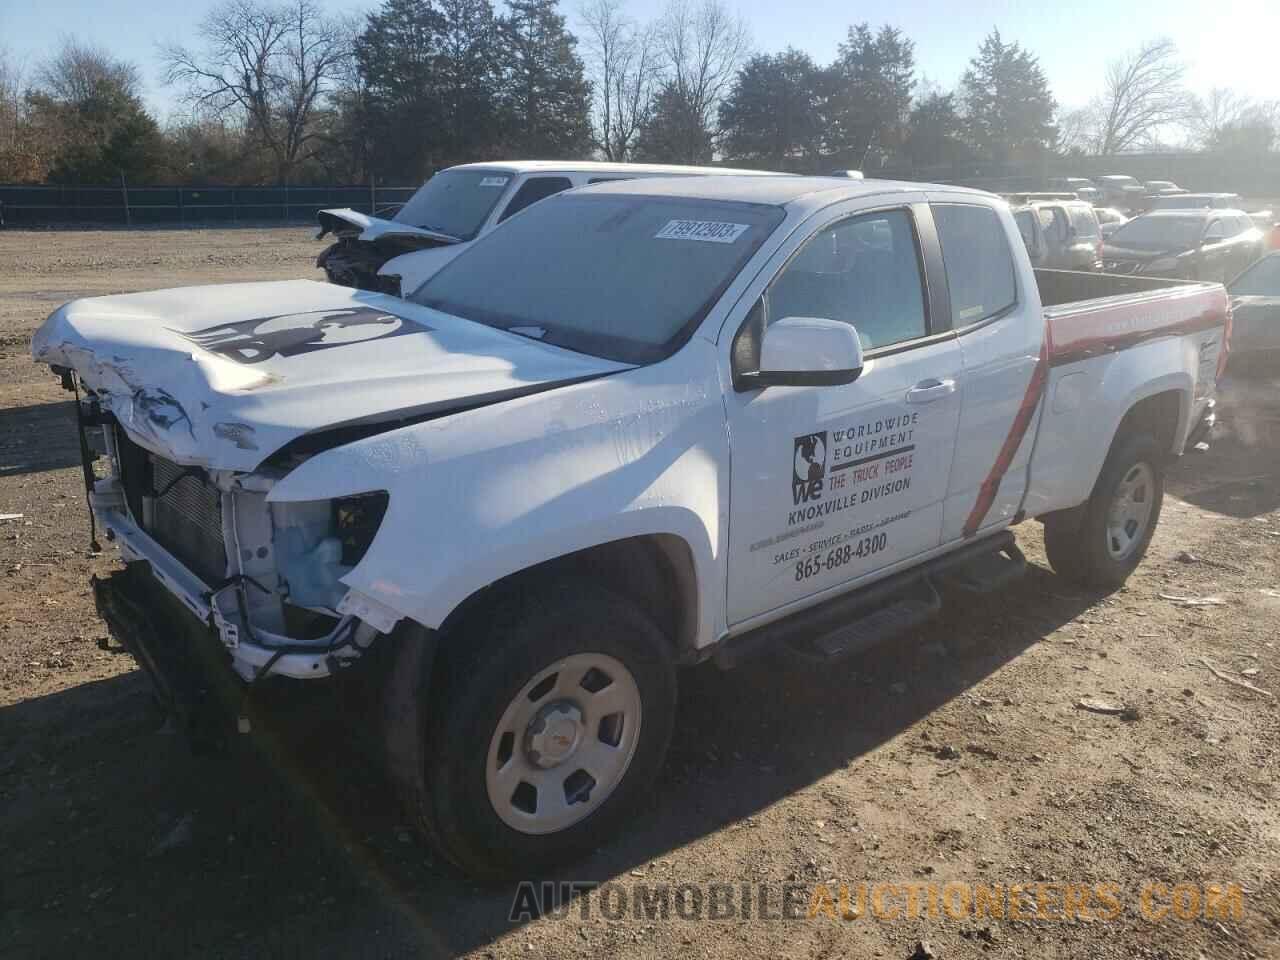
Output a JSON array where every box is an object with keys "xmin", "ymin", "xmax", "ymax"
[{"xmin": 266, "ymin": 340, "xmax": 729, "ymax": 648}]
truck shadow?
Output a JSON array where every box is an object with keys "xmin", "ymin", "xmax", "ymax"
[
  {"xmin": 0, "ymin": 400, "xmax": 83, "ymax": 477},
  {"xmin": 1, "ymin": 565, "xmax": 1099, "ymax": 959}
]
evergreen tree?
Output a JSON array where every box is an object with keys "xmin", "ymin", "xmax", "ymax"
[
  {"xmin": 825, "ymin": 24, "xmax": 915, "ymax": 166},
  {"xmin": 498, "ymin": 0, "xmax": 591, "ymax": 157},
  {"xmin": 633, "ymin": 81, "xmax": 713, "ymax": 163},
  {"xmin": 354, "ymin": 0, "xmax": 449, "ymax": 180},
  {"xmin": 960, "ymin": 29, "xmax": 1056, "ymax": 164},
  {"xmin": 901, "ymin": 92, "xmax": 968, "ymax": 168},
  {"xmin": 717, "ymin": 49, "xmax": 823, "ymax": 170}
]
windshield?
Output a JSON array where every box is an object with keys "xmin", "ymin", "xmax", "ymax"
[
  {"xmin": 1108, "ymin": 215, "xmax": 1203, "ymax": 251},
  {"xmin": 411, "ymin": 194, "xmax": 784, "ymax": 363},
  {"xmin": 1230, "ymin": 256, "xmax": 1280, "ymax": 296},
  {"xmin": 392, "ymin": 169, "xmax": 513, "ymax": 240}
]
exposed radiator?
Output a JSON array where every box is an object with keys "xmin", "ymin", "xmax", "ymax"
[{"xmin": 116, "ymin": 431, "xmax": 228, "ymax": 585}]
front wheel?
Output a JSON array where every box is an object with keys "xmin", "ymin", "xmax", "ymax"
[
  {"xmin": 406, "ymin": 583, "xmax": 677, "ymax": 879},
  {"xmin": 1044, "ymin": 434, "xmax": 1165, "ymax": 590}
]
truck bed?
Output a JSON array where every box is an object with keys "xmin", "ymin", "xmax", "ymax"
[
  {"xmin": 1033, "ymin": 267, "xmax": 1197, "ymax": 309},
  {"xmin": 1033, "ymin": 268, "xmax": 1227, "ymax": 368}
]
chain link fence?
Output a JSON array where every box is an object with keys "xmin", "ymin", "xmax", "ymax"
[{"xmin": 0, "ymin": 183, "xmax": 417, "ymax": 227}]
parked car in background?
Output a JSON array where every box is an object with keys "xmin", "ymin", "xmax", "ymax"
[
  {"xmin": 1143, "ymin": 180, "xmax": 1186, "ymax": 197},
  {"xmin": 1047, "ymin": 177, "xmax": 1101, "ymax": 204},
  {"xmin": 1226, "ymin": 252, "xmax": 1280, "ymax": 364},
  {"xmin": 1150, "ymin": 192, "xmax": 1244, "ymax": 211},
  {"xmin": 1096, "ymin": 175, "xmax": 1147, "ymax": 210},
  {"xmin": 1004, "ymin": 191, "xmax": 1077, "ymax": 204},
  {"xmin": 1101, "ymin": 209, "xmax": 1264, "ymax": 281},
  {"xmin": 1094, "ymin": 207, "xmax": 1129, "ymax": 239},
  {"xmin": 316, "ymin": 161, "xmax": 787, "ymax": 293},
  {"xmin": 1012, "ymin": 200, "xmax": 1103, "ymax": 270}
]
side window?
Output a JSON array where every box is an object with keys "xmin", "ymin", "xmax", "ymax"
[
  {"xmin": 497, "ymin": 176, "xmax": 573, "ymax": 223},
  {"xmin": 762, "ymin": 209, "xmax": 927, "ymax": 351},
  {"xmin": 933, "ymin": 203, "xmax": 1018, "ymax": 326}
]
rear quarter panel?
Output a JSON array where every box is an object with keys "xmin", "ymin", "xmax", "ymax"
[{"xmin": 1022, "ymin": 284, "xmax": 1228, "ymax": 517}]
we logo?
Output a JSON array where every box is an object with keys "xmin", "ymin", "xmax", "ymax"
[{"xmin": 792, "ymin": 433, "xmax": 827, "ymax": 505}]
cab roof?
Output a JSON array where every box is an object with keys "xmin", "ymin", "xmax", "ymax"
[
  {"xmin": 444, "ymin": 159, "xmax": 792, "ymax": 177},
  {"xmin": 575, "ymin": 174, "xmax": 990, "ymax": 209}
]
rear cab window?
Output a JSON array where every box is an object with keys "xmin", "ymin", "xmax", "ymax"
[
  {"xmin": 932, "ymin": 203, "xmax": 1018, "ymax": 326},
  {"xmin": 497, "ymin": 176, "xmax": 574, "ymax": 223}
]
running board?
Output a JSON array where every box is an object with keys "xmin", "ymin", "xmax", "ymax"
[
  {"xmin": 934, "ymin": 540, "xmax": 1026, "ymax": 593},
  {"xmin": 800, "ymin": 577, "xmax": 940, "ymax": 662},
  {"xmin": 714, "ymin": 532, "xmax": 1018, "ymax": 669}
]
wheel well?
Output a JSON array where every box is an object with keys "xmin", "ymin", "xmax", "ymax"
[
  {"xmin": 438, "ymin": 535, "xmax": 699, "ymax": 657},
  {"xmin": 1114, "ymin": 389, "xmax": 1183, "ymax": 457}
]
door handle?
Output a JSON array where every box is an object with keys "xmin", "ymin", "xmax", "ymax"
[{"xmin": 906, "ymin": 378, "xmax": 956, "ymax": 404}]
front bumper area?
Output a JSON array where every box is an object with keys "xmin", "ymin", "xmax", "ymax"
[
  {"xmin": 95, "ymin": 489, "xmax": 361, "ymax": 681},
  {"xmin": 93, "ymin": 562, "xmax": 244, "ymax": 749}
]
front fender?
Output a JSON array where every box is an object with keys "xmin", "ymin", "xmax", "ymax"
[{"xmin": 267, "ymin": 342, "xmax": 729, "ymax": 645}]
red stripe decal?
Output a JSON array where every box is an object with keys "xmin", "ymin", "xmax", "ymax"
[{"xmin": 962, "ymin": 327, "xmax": 1051, "ymax": 538}]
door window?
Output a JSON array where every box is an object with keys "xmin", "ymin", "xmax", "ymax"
[
  {"xmin": 497, "ymin": 176, "xmax": 573, "ymax": 223},
  {"xmin": 933, "ymin": 204, "xmax": 1018, "ymax": 325},
  {"xmin": 762, "ymin": 209, "xmax": 928, "ymax": 351}
]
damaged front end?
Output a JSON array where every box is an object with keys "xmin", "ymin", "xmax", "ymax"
[
  {"xmin": 72, "ymin": 383, "xmax": 398, "ymax": 684},
  {"xmin": 316, "ymin": 209, "xmax": 459, "ymax": 293}
]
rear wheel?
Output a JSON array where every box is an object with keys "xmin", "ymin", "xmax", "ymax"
[
  {"xmin": 404, "ymin": 582, "xmax": 677, "ymax": 879},
  {"xmin": 1044, "ymin": 434, "xmax": 1165, "ymax": 590}
]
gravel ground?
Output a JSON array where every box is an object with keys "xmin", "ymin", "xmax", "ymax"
[{"xmin": 1, "ymin": 227, "xmax": 1278, "ymax": 960}]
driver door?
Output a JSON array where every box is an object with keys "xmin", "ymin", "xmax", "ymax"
[{"xmin": 722, "ymin": 201, "xmax": 963, "ymax": 626}]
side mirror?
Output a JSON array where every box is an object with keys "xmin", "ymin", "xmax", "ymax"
[{"xmin": 748, "ymin": 316, "xmax": 864, "ymax": 388}]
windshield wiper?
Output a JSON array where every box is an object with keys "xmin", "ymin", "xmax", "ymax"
[{"xmin": 507, "ymin": 325, "xmax": 547, "ymax": 340}]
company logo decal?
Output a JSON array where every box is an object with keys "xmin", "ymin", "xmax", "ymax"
[
  {"xmin": 793, "ymin": 432, "xmax": 827, "ymax": 504},
  {"xmin": 177, "ymin": 306, "xmax": 431, "ymax": 364}
]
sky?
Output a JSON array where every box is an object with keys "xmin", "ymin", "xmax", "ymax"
[{"xmin": 3, "ymin": 0, "xmax": 1278, "ymax": 120}]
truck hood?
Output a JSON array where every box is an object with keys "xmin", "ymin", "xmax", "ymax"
[
  {"xmin": 316, "ymin": 208, "xmax": 462, "ymax": 245},
  {"xmin": 33, "ymin": 279, "xmax": 628, "ymax": 472}
]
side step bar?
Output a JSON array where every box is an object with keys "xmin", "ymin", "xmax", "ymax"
[{"xmin": 715, "ymin": 532, "xmax": 1022, "ymax": 669}]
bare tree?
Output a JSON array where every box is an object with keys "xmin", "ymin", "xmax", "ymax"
[
  {"xmin": 34, "ymin": 38, "xmax": 141, "ymax": 105},
  {"xmin": 654, "ymin": 0, "xmax": 749, "ymax": 160},
  {"xmin": 580, "ymin": 0, "xmax": 659, "ymax": 160},
  {"xmin": 1093, "ymin": 39, "xmax": 1193, "ymax": 155},
  {"xmin": 1055, "ymin": 105, "xmax": 1098, "ymax": 154},
  {"xmin": 0, "ymin": 47, "xmax": 23, "ymax": 151},
  {"xmin": 1190, "ymin": 87, "xmax": 1251, "ymax": 148},
  {"xmin": 161, "ymin": 0, "xmax": 353, "ymax": 179}
]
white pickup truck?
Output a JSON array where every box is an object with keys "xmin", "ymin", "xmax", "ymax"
[{"xmin": 33, "ymin": 176, "xmax": 1228, "ymax": 878}]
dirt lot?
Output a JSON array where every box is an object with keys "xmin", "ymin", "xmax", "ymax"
[{"xmin": 1, "ymin": 227, "xmax": 1278, "ymax": 960}]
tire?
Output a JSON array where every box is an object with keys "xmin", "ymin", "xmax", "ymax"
[
  {"xmin": 404, "ymin": 580, "xmax": 677, "ymax": 880},
  {"xmin": 1044, "ymin": 433, "xmax": 1165, "ymax": 590}
]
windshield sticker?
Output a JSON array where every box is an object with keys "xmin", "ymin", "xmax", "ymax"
[
  {"xmin": 654, "ymin": 219, "xmax": 751, "ymax": 243},
  {"xmin": 175, "ymin": 307, "xmax": 432, "ymax": 364},
  {"xmin": 479, "ymin": 176, "xmax": 510, "ymax": 188}
]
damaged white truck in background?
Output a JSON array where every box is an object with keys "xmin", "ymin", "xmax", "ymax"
[
  {"xmin": 315, "ymin": 160, "xmax": 785, "ymax": 295},
  {"xmin": 34, "ymin": 176, "xmax": 1227, "ymax": 878}
]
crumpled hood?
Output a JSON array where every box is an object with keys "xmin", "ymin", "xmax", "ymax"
[
  {"xmin": 33, "ymin": 279, "xmax": 627, "ymax": 471},
  {"xmin": 316, "ymin": 208, "xmax": 460, "ymax": 245}
]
